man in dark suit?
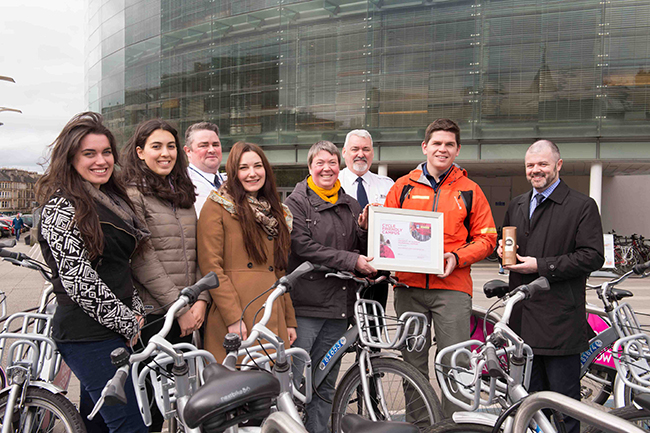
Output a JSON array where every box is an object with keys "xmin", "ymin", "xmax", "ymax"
[{"xmin": 498, "ymin": 139, "xmax": 604, "ymax": 433}]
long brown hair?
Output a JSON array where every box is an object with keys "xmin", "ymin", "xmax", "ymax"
[
  {"xmin": 224, "ymin": 142, "xmax": 291, "ymax": 270},
  {"xmin": 120, "ymin": 119, "xmax": 195, "ymax": 208},
  {"xmin": 36, "ymin": 112, "xmax": 133, "ymax": 260}
]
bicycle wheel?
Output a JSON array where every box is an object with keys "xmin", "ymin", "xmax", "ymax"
[
  {"xmin": 331, "ymin": 357, "xmax": 443, "ymax": 433},
  {"xmin": 423, "ymin": 419, "xmax": 493, "ymax": 432},
  {"xmin": 0, "ymin": 386, "xmax": 85, "ymax": 432},
  {"xmin": 580, "ymin": 364, "xmax": 616, "ymax": 406},
  {"xmin": 582, "ymin": 404, "xmax": 650, "ymax": 432}
]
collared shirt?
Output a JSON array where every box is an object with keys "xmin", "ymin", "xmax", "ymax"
[
  {"xmin": 421, "ymin": 163, "xmax": 452, "ymax": 190},
  {"xmin": 188, "ymin": 163, "xmax": 227, "ymax": 216},
  {"xmin": 530, "ymin": 177, "xmax": 561, "ymax": 212},
  {"xmin": 339, "ymin": 167, "xmax": 395, "ymax": 205}
]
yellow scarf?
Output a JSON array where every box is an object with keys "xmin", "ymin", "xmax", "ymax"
[{"xmin": 307, "ymin": 176, "xmax": 341, "ymax": 204}]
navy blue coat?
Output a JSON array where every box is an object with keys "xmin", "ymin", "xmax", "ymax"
[{"xmin": 503, "ymin": 180, "xmax": 604, "ymax": 356}]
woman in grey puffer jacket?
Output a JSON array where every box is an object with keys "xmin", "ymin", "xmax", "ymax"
[{"xmin": 120, "ymin": 119, "xmax": 209, "ymax": 432}]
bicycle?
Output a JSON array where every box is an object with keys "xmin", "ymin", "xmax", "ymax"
[
  {"xmin": 91, "ymin": 264, "xmax": 320, "ymax": 433},
  {"xmin": 461, "ymin": 260, "xmax": 650, "ymax": 409},
  {"xmin": 432, "ymin": 274, "xmax": 650, "ymax": 433},
  {"xmin": 581, "ymin": 259, "xmax": 650, "ymax": 407},
  {"xmin": 430, "ymin": 276, "xmax": 572, "ymax": 432},
  {"xmin": 87, "ymin": 271, "xmax": 219, "ymax": 432},
  {"xmin": 323, "ymin": 270, "xmax": 442, "ymax": 432},
  {"xmin": 0, "ymin": 240, "xmax": 84, "ymax": 432},
  {"xmin": 219, "ymin": 264, "xmax": 442, "ymax": 432}
]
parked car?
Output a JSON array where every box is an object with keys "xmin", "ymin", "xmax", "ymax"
[
  {"xmin": 21, "ymin": 214, "xmax": 33, "ymax": 229},
  {"xmin": 0, "ymin": 221, "xmax": 12, "ymax": 238}
]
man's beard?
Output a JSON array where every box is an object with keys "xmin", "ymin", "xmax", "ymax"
[
  {"xmin": 352, "ymin": 159, "xmax": 368, "ymax": 173},
  {"xmin": 528, "ymin": 169, "xmax": 557, "ymax": 190}
]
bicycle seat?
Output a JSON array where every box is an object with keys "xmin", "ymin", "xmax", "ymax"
[
  {"xmin": 610, "ymin": 288, "xmax": 633, "ymax": 301},
  {"xmin": 341, "ymin": 414, "xmax": 418, "ymax": 433},
  {"xmin": 183, "ymin": 363, "xmax": 280, "ymax": 430},
  {"xmin": 483, "ymin": 279, "xmax": 510, "ymax": 299}
]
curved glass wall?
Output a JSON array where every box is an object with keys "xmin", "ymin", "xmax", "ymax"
[{"xmin": 86, "ymin": 0, "xmax": 650, "ymax": 154}]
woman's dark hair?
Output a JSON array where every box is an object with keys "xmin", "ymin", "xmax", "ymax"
[
  {"xmin": 36, "ymin": 112, "xmax": 134, "ymax": 260},
  {"xmin": 224, "ymin": 142, "xmax": 291, "ymax": 270},
  {"xmin": 120, "ymin": 119, "xmax": 195, "ymax": 208}
]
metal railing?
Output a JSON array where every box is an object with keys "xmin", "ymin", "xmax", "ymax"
[{"xmin": 512, "ymin": 391, "xmax": 645, "ymax": 433}]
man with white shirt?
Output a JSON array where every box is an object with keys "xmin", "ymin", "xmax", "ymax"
[
  {"xmin": 339, "ymin": 129, "xmax": 395, "ymax": 207},
  {"xmin": 184, "ymin": 122, "xmax": 227, "ymax": 215},
  {"xmin": 339, "ymin": 129, "xmax": 394, "ymax": 308}
]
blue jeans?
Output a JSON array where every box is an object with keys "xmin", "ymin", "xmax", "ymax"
[
  {"xmin": 292, "ymin": 317, "xmax": 348, "ymax": 433},
  {"xmin": 57, "ymin": 339, "xmax": 148, "ymax": 433}
]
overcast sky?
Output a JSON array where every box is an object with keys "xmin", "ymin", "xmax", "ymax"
[{"xmin": 1, "ymin": 0, "xmax": 86, "ymax": 173}]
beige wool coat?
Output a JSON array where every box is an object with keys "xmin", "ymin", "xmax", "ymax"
[
  {"xmin": 197, "ymin": 192, "xmax": 297, "ymax": 362},
  {"xmin": 128, "ymin": 187, "xmax": 209, "ymax": 317}
]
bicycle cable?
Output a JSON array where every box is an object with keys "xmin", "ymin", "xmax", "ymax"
[{"xmin": 236, "ymin": 284, "xmax": 277, "ymax": 372}]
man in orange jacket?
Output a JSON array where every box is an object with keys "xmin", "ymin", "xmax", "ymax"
[{"xmin": 384, "ymin": 118, "xmax": 497, "ymax": 416}]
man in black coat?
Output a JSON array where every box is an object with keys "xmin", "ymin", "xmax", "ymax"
[{"xmin": 498, "ymin": 140, "xmax": 604, "ymax": 433}]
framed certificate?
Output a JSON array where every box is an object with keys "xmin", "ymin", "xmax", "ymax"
[{"xmin": 368, "ymin": 206, "xmax": 444, "ymax": 274}]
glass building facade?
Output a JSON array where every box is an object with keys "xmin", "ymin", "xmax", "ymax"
[{"xmin": 86, "ymin": 0, "xmax": 650, "ymax": 172}]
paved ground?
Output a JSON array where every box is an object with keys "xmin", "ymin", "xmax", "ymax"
[{"xmin": 2, "ymin": 238, "xmax": 650, "ymax": 426}]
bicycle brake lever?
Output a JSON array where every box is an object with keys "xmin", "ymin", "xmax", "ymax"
[
  {"xmin": 325, "ymin": 271, "xmax": 355, "ymax": 280},
  {"xmin": 87, "ymin": 396, "xmax": 105, "ymax": 420}
]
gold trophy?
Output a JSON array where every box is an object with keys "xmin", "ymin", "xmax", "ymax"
[{"xmin": 502, "ymin": 226, "xmax": 517, "ymax": 266}]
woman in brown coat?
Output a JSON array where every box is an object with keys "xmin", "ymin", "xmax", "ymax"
[{"xmin": 197, "ymin": 141, "xmax": 296, "ymax": 361}]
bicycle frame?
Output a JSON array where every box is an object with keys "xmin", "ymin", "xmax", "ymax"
[{"xmin": 312, "ymin": 325, "xmax": 359, "ymax": 390}]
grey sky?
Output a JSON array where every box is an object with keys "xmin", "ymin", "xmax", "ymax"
[{"xmin": 1, "ymin": 0, "xmax": 85, "ymax": 173}]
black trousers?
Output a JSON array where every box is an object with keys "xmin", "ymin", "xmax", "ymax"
[
  {"xmin": 361, "ymin": 280, "xmax": 388, "ymax": 309},
  {"xmin": 528, "ymin": 353, "xmax": 581, "ymax": 433}
]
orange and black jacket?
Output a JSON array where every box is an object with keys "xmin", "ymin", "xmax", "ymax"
[{"xmin": 384, "ymin": 163, "xmax": 497, "ymax": 296}]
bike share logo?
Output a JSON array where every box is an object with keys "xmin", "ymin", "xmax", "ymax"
[
  {"xmin": 220, "ymin": 386, "xmax": 251, "ymax": 403},
  {"xmin": 320, "ymin": 337, "xmax": 346, "ymax": 370},
  {"xmin": 580, "ymin": 339, "xmax": 603, "ymax": 366}
]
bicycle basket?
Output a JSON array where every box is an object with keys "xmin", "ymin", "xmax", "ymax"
[
  {"xmin": 612, "ymin": 333, "xmax": 650, "ymax": 395},
  {"xmin": 0, "ymin": 312, "xmax": 60, "ymax": 382},
  {"xmin": 613, "ymin": 303, "xmax": 643, "ymax": 337},
  {"xmin": 353, "ymin": 298, "xmax": 427, "ymax": 351},
  {"xmin": 133, "ymin": 343, "xmax": 214, "ymax": 425}
]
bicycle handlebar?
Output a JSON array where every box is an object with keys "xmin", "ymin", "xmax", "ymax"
[
  {"xmin": 484, "ymin": 345, "xmax": 503, "ymax": 378},
  {"xmin": 517, "ymin": 276, "xmax": 550, "ymax": 300},
  {"xmin": 180, "ymin": 271, "xmax": 219, "ymax": 303},
  {"xmin": 271, "ymin": 261, "xmax": 315, "ymax": 293},
  {"xmin": 325, "ymin": 269, "xmax": 404, "ymax": 289},
  {"xmin": 633, "ymin": 260, "xmax": 650, "ymax": 275},
  {"xmin": 0, "ymin": 247, "xmax": 27, "ymax": 261}
]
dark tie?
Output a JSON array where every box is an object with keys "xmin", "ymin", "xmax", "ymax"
[
  {"xmin": 356, "ymin": 177, "xmax": 369, "ymax": 209},
  {"xmin": 214, "ymin": 174, "xmax": 222, "ymax": 189},
  {"xmin": 530, "ymin": 194, "xmax": 545, "ymax": 219}
]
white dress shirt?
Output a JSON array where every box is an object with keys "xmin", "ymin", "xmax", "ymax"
[
  {"xmin": 188, "ymin": 163, "xmax": 227, "ymax": 216},
  {"xmin": 339, "ymin": 167, "xmax": 395, "ymax": 206}
]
